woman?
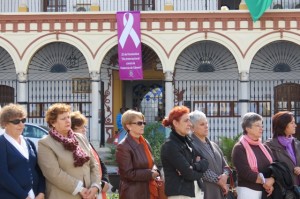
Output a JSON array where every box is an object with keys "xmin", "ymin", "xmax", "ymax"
[
  {"xmin": 0, "ymin": 103, "xmax": 45, "ymax": 199},
  {"xmin": 70, "ymin": 111, "xmax": 110, "ymax": 199},
  {"xmin": 116, "ymin": 109, "xmax": 160, "ymax": 199},
  {"xmin": 265, "ymin": 111, "xmax": 300, "ymax": 185},
  {"xmin": 189, "ymin": 110, "xmax": 230, "ymax": 199},
  {"xmin": 161, "ymin": 106, "xmax": 209, "ymax": 199},
  {"xmin": 38, "ymin": 103, "xmax": 101, "ymax": 199},
  {"xmin": 232, "ymin": 112, "xmax": 274, "ymax": 199}
]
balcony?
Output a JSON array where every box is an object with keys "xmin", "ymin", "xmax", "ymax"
[{"xmin": 1, "ymin": 0, "xmax": 300, "ymax": 13}]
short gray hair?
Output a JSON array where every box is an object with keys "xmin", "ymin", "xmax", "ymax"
[
  {"xmin": 189, "ymin": 110, "xmax": 207, "ymax": 126},
  {"xmin": 241, "ymin": 112, "xmax": 262, "ymax": 134}
]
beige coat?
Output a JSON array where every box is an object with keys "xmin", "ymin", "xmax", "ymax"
[{"xmin": 38, "ymin": 133, "xmax": 101, "ymax": 199}]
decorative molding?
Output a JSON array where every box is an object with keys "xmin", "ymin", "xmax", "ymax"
[{"xmin": 17, "ymin": 72, "xmax": 27, "ymax": 83}]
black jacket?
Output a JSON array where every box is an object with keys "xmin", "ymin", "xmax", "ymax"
[
  {"xmin": 263, "ymin": 161, "xmax": 296, "ymax": 199},
  {"xmin": 161, "ymin": 130, "xmax": 208, "ymax": 197}
]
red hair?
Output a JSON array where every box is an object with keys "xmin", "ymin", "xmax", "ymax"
[{"xmin": 162, "ymin": 106, "xmax": 190, "ymax": 128}]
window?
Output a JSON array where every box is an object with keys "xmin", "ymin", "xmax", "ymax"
[
  {"xmin": 44, "ymin": 0, "xmax": 67, "ymax": 12},
  {"xmin": 130, "ymin": 0, "xmax": 155, "ymax": 11},
  {"xmin": 248, "ymin": 101, "xmax": 271, "ymax": 117},
  {"xmin": 193, "ymin": 101, "xmax": 238, "ymax": 117}
]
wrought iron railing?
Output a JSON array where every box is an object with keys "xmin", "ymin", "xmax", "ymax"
[{"xmin": 1, "ymin": 0, "xmax": 300, "ymax": 13}]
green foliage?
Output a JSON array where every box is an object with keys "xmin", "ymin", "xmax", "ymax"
[
  {"xmin": 105, "ymin": 144, "xmax": 117, "ymax": 165},
  {"xmin": 143, "ymin": 122, "xmax": 166, "ymax": 166},
  {"xmin": 107, "ymin": 192, "xmax": 119, "ymax": 199},
  {"xmin": 219, "ymin": 133, "xmax": 242, "ymax": 167}
]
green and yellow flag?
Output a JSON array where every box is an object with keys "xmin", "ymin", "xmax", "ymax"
[{"xmin": 245, "ymin": 0, "xmax": 273, "ymax": 22}]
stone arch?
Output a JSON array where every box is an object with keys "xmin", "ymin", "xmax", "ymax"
[
  {"xmin": 245, "ymin": 31, "xmax": 300, "ymax": 72},
  {"xmin": 169, "ymin": 32, "xmax": 242, "ymax": 73},
  {"xmin": 19, "ymin": 33, "xmax": 94, "ymax": 73},
  {"xmin": 0, "ymin": 38, "xmax": 20, "ymax": 73},
  {"xmin": 94, "ymin": 34, "xmax": 168, "ymax": 73}
]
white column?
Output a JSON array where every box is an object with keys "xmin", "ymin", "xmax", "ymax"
[
  {"xmin": 17, "ymin": 72, "xmax": 27, "ymax": 107},
  {"xmin": 90, "ymin": 71, "xmax": 100, "ymax": 146},
  {"xmin": 239, "ymin": 72, "xmax": 249, "ymax": 118},
  {"xmin": 164, "ymin": 71, "xmax": 174, "ymax": 117}
]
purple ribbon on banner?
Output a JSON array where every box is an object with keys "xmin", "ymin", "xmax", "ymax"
[{"xmin": 117, "ymin": 11, "xmax": 143, "ymax": 80}]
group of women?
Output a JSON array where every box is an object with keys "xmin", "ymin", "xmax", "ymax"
[
  {"xmin": 1, "ymin": 102, "xmax": 299, "ymax": 199},
  {"xmin": 232, "ymin": 111, "xmax": 300, "ymax": 199},
  {"xmin": 116, "ymin": 105, "xmax": 300, "ymax": 199},
  {"xmin": 0, "ymin": 103, "xmax": 109, "ymax": 199}
]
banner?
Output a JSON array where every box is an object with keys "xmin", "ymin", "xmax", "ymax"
[
  {"xmin": 245, "ymin": 0, "xmax": 273, "ymax": 22},
  {"xmin": 117, "ymin": 11, "xmax": 143, "ymax": 80}
]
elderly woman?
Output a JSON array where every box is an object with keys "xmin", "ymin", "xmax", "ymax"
[
  {"xmin": 116, "ymin": 109, "xmax": 160, "ymax": 199},
  {"xmin": 265, "ymin": 111, "xmax": 300, "ymax": 185},
  {"xmin": 161, "ymin": 106, "xmax": 209, "ymax": 199},
  {"xmin": 232, "ymin": 112, "xmax": 274, "ymax": 199},
  {"xmin": 38, "ymin": 103, "xmax": 101, "ymax": 199},
  {"xmin": 189, "ymin": 110, "xmax": 229, "ymax": 199},
  {"xmin": 70, "ymin": 111, "xmax": 110, "ymax": 199},
  {"xmin": 0, "ymin": 103, "xmax": 45, "ymax": 199}
]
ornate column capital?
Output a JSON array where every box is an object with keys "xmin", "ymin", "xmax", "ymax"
[
  {"xmin": 164, "ymin": 71, "xmax": 173, "ymax": 82},
  {"xmin": 90, "ymin": 71, "xmax": 100, "ymax": 81},
  {"xmin": 17, "ymin": 72, "xmax": 27, "ymax": 83}
]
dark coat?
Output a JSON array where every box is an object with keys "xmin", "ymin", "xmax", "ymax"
[
  {"xmin": 161, "ymin": 130, "xmax": 205, "ymax": 197},
  {"xmin": 116, "ymin": 134, "xmax": 154, "ymax": 199},
  {"xmin": 0, "ymin": 135, "xmax": 45, "ymax": 199},
  {"xmin": 265, "ymin": 137, "xmax": 300, "ymax": 185},
  {"xmin": 262, "ymin": 161, "xmax": 296, "ymax": 199}
]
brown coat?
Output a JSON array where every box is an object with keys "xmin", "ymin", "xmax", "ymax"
[
  {"xmin": 38, "ymin": 133, "xmax": 101, "ymax": 199},
  {"xmin": 265, "ymin": 137, "xmax": 300, "ymax": 185},
  {"xmin": 116, "ymin": 134, "xmax": 154, "ymax": 199}
]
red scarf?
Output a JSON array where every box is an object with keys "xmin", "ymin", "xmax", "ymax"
[
  {"xmin": 133, "ymin": 135, "xmax": 158, "ymax": 199},
  {"xmin": 49, "ymin": 128, "xmax": 90, "ymax": 167}
]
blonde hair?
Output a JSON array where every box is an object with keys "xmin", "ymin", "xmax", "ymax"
[
  {"xmin": 121, "ymin": 110, "xmax": 144, "ymax": 131},
  {"xmin": 0, "ymin": 103, "xmax": 27, "ymax": 128}
]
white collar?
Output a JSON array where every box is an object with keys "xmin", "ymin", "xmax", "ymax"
[{"xmin": 4, "ymin": 133, "xmax": 29, "ymax": 159}]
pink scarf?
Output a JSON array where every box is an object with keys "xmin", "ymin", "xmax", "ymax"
[{"xmin": 240, "ymin": 135, "xmax": 273, "ymax": 172}]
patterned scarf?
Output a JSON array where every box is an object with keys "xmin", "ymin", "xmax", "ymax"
[
  {"xmin": 240, "ymin": 135, "xmax": 273, "ymax": 172},
  {"xmin": 49, "ymin": 128, "xmax": 90, "ymax": 167}
]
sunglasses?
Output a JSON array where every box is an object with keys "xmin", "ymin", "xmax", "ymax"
[
  {"xmin": 9, "ymin": 118, "xmax": 26, "ymax": 125},
  {"xmin": 131, "ymin": 121, "xmax": 146, "ymax": 126}
]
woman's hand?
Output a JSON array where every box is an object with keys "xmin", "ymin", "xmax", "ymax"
[
  {"xmin": 102, "ymin": 181, "xmax": 110, "ymax": 193},
  {"xmin": 217, "ymin": 174, "xmax": 228, "ymax": 195},
  {"xmin": 86, "ymin": 187, "xmax": 99, "ymax": 199},
  {"xmin": 294, "ymin": 166, "xmax": 300, "ymax": 176},
  {"xmin": 264, "ymin": 185, "xmax": 274, "ymax": 197},
  {"xmin": 263, "ymin": 177, "xmax": 275, "ymax": 190},
  {"xmin": 151, "ymin": 169, "xmax": 160, "ymax": 179},
  {"xmin": 35, "ymin": 193, "xmax": 45, "ymax": 199},
  {"xmin": 79, "ymin": 187, "xmax": 89, "ymax": 199}
]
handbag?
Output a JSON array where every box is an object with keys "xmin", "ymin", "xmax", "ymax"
[
  {"xmin": 225, "ymin": 172, "xmax": 237, "ymax": 199},
  {"xmin": 156, "ymin": 178, "xmax": 167, "ymax": 199}
]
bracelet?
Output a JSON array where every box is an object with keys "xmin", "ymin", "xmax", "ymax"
[{"xmin": 259, "ymin": 173, "xmax": 265, "ymax": 184}]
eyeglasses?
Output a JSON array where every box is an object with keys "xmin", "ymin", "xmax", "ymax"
[
  {"xmin": 131, "ymin": 121, "xmax": 146, "ymax": 126},
  {"xmin": 9, "ymin": 118, "xmax": 26, "ymax": 125},
  {"xmin": 252, "ymin": 124, "xmax": 264, "ymax": 128}
]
